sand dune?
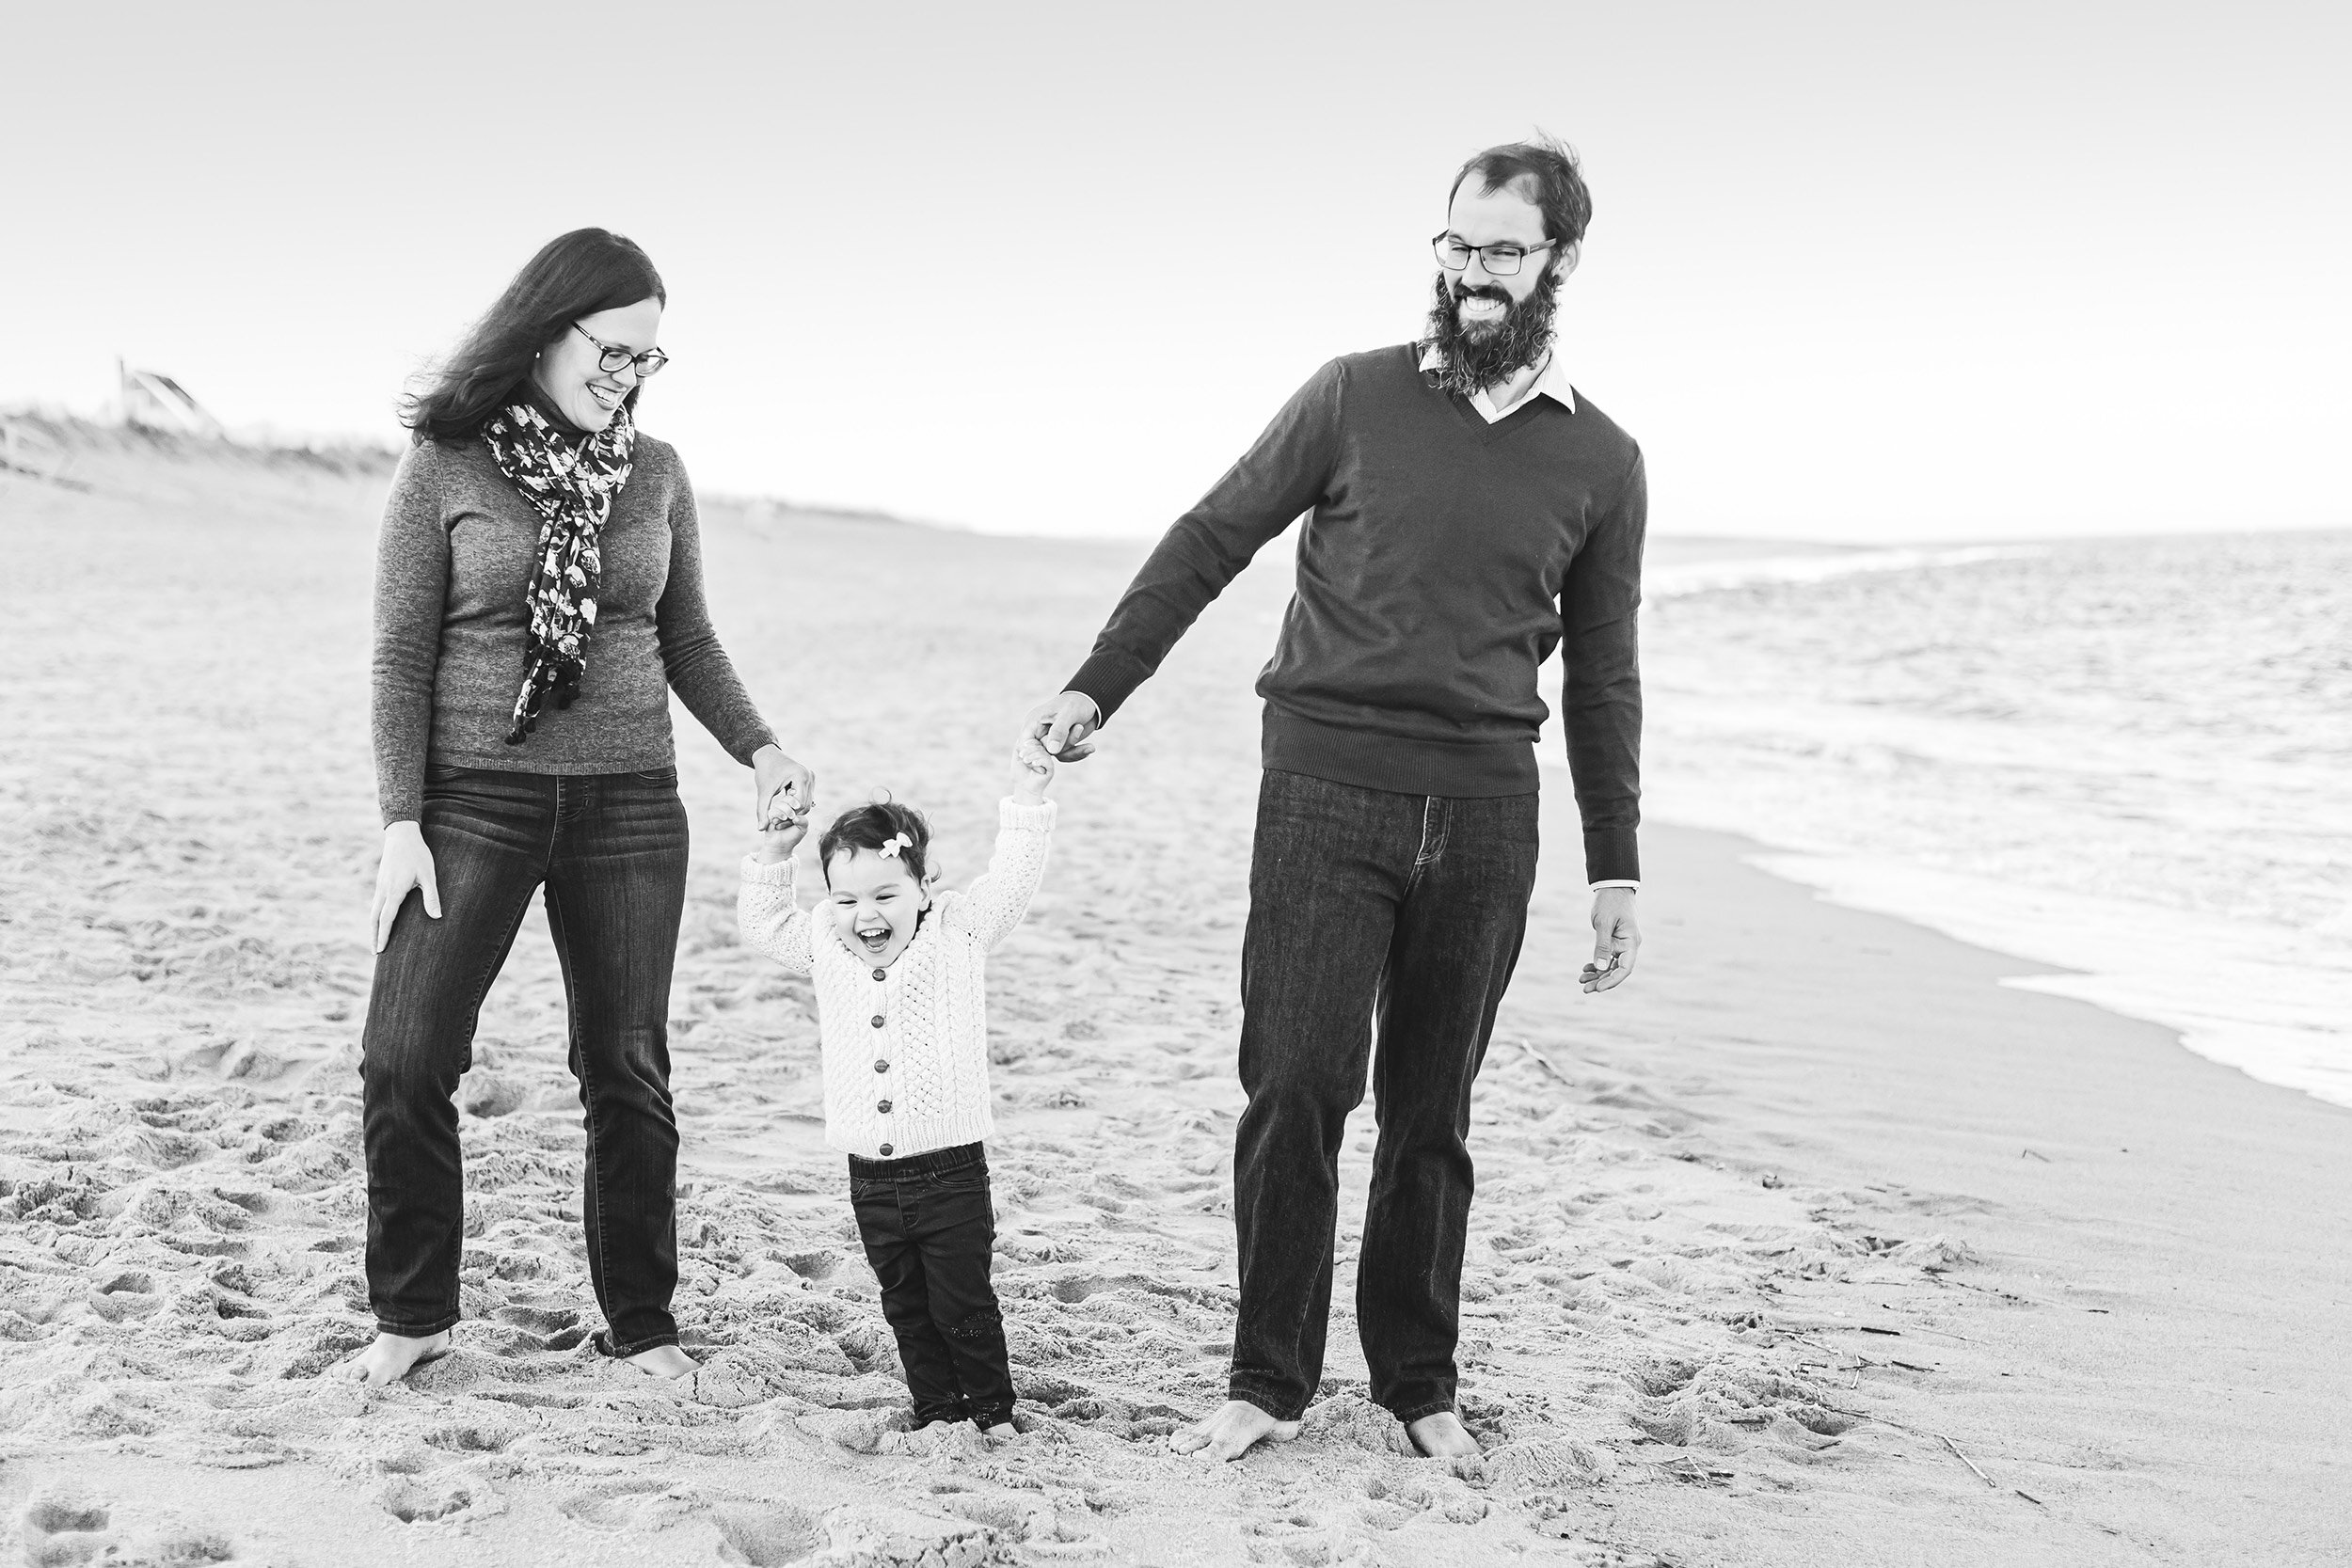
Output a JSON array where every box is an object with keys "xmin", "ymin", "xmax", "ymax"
[{"xmin": 2, "ymin": 428, "xmax": 2344, "ymax": 1565}]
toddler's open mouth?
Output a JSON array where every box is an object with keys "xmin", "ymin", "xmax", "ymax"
[{"xmin": 856, "ymin": 926, "xmax": 893, "ymax": 954}]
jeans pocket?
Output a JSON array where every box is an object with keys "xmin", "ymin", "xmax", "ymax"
[
  {"xmin": 629, "ymin": 766, "xmax": 679, "ymax": 786},
  {"xmin": 928, "ymin": 1167, "xmax": 990, "ymax": 1196}
]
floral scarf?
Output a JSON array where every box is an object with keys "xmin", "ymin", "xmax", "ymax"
[{"xmin": 482, "ymin": 398, "xmax": 636, "ymax": 744}]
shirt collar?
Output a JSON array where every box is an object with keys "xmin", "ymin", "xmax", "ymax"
[{"xmin": 1416, "ymin": 341, "xmax": 1576, "ymax": 414}]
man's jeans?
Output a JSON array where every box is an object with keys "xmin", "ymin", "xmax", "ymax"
[
  {"xmin": 360, "ymin": 764, "xmax": 689, "ymax": 1355},
  {"xmin": 850, "ymin": 1142, "xmax": 1015, "ymax": 1429},
  {"xmin": 1230, "ymin": 768, "xmax": 1539, "ymax": 1424}
]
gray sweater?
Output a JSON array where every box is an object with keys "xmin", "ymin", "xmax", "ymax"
[{"xmin": 371, "ymin": 433, "xmax": 776, "ymax": 825}]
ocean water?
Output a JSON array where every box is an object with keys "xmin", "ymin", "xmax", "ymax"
[{"xmin": 1591, "ymin": 531, "xmax": 2352, "ymax": 1109}]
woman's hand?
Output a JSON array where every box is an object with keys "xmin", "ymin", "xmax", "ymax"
[
  {"xmin": 752, "ymin": 745, "xmax": 816, "ymax": 830},
  {"xmin": 372, "ymin": 821, "xmax": 441, "ymax": 954}
]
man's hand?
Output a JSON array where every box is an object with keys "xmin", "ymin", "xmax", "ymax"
[
  {"xmin": 1023, "ymin": 692, "xmax": 1101, "ymax": 761},
  {"xmin": 753, "ymin": 744, "xmax": 816, "ymax": 829},
  {"xmin": 1581, "ymin": 887, "xmax": 1640, "ymax": 993}
]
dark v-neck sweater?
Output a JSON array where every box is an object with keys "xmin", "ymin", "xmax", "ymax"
[{"xmin": 1066, "ymin": 343, "xmax": 1646, "ymax": 882}]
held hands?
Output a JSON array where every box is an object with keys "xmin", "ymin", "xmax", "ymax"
[
  {"xmin": 1022, "ymin": 691, "xmax": 1101, "ymax": 762},
  {"xmin": 371, "ymin": 821, "xmax": 440, "ymax": 954},
  {"xmin": 752, "ymin": 745, "xmax": 816, "ymax": 831},
  {"xmin": 751, "ymin": 745, "xmax": 815, "ymax": 865},
  {"xmin": 754, "ymin": 805, "xmax": 808, "ymax": 865},
  {"xmin": 1011, "ymin": 731, "xmax": 1056, "ymax": 803},
  {"xmin": 1581, "ymin": 887, "xmax": 1641, "ymax": 993}
]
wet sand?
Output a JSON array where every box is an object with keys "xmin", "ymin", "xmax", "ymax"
[{"xmin": 1, "ymin": 427, "xmax": 2344, "ymax": 1566}]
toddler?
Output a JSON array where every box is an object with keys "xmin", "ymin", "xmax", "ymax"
[{"xmin": 737, "ymin": 734, "xmax": 1057, "ymax": 1435}]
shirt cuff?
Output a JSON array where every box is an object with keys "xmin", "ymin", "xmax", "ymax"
[
  {"xmin": 999, "ymin": 798, "xmax": 1058, "ymax": 832},
  {"xmin": 1590, "ymin": 879, "xmax": 1640, "ymax": 892}
]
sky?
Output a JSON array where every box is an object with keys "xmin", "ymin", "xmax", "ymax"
[{"xmin": 6, "ymin": 1, "xmax": 2346, "ymax": 542}]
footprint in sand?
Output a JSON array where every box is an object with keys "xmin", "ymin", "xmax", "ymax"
[
  {"xmin": 1621, "ymin": 1356, "xmax": 1698, "ymax": 1397},
  {"xmin": 708, "ymin": 1501, "xmax": 824, "ymax": 1565},
  {"xmin": 20, "ymin": 1488, "xmax": 233, "ymax": 1568},
  {"xmin": 377, "ymin": 1469, "xmax": 505, "ymax": 1525},
  {"xmin": 22, "ymin": 1489, "xmax": 115, "ymax": 1568}
]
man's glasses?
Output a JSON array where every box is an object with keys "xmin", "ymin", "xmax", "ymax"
[
  {"xmin": 573, "ymin": 324, "xmax": 670, "ymax": 378},
  {"xmin": 1431, "ymin": 233, "xmax": 1557, "ymax": 277}
]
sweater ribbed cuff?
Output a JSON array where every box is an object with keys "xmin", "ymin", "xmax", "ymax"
[
  {"xmin": 1064, "ymin": 647, "xmax": 1153, "ymax": 724},
  {"xmin": 1583, "ymin": 827, "xmax": 1640, "ymax": 885},
  {"xmin": 730, "ymin": 726, "xmax": 782, "ymax": 768},
  {"xmin": 741, "ymin": 852, "xmax": 800, "ymax": 886},
  {"xmin": 999, "ymin": 797, "xmax": 1057, "ymax": 832}
]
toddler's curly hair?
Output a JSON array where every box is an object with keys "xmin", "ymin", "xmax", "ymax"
[{"xmin": 818, "ymin": 800, "xmax": 933, "ymax": 886}]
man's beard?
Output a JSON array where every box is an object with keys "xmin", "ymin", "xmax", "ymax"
[{"xmin": 1422, "ymin": 268, "xmax": 1560, "ymax": 395}]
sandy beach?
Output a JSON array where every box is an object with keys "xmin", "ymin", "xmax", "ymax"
[{"xmin": 3, "ymin": 426, "xmax": 2345, "ymax": 1566}]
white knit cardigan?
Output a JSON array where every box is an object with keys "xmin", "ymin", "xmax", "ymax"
[{"xmin": 737, "ymin": 798, "xmax": 1055, "ymax": 1159}]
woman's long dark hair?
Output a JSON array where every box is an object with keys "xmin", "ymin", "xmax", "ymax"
[{"xmin": 401, "ymin": 228, "xmax": 666, "ymax": 444}]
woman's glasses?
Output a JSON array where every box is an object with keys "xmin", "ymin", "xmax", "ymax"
[{"xmin": 573, "ymin": 324, "xmax": 670, "ymax": 378}]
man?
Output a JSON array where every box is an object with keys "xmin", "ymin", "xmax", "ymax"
[{"xmin": 1025, "ymin": 135, "xmax": 1645, "ymax": 1463}]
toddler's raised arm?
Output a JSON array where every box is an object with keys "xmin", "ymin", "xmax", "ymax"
[
  {"xmin": 943, "ymin": 799, "xmax": 1057, "ymax": 951},
  {"xmin": 739, "ymin": 854, "xmax": 818, "ymax": 974}
]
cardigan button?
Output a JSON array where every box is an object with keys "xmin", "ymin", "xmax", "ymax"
[
  {"xmin": 877, "ymin": 1099, "xmax": 893, "ymax": 1114},
  {"xmin": 871, "ymin": 967, "xmax": 887, "ymax": 981},
  {"xmin": 874, "ymin": 1060, "xmax": 889, "ymax": 1073},
  {"xmin": 878, "ymin": 1144, "xmax": 893, "ymax": 1157},
  {"xmin": 870, "ymin": 1014, "xmax": 885, "ymax": 1028}
]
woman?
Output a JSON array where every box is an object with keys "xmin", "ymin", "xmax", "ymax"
[{"xmin": 349, "ymin": 229, "xmax": 812, "ymax": 1385}]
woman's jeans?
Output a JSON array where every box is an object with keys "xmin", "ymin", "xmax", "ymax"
[
  {"xmin": 1230, "ymin": 768, "xmax": 1540, "ymax": 1425},
  {"xmin": 849, "ymin": 1142, "xmax": 1014, "ymax": 1429},
  {"xmin": 360, "ymin": 764, "xmax": 689, "ymax": 1354}
]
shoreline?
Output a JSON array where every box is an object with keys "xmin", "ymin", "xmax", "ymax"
[
  {"xmin": 6, "ymin": 820, "xmax": 2342, "ymax": 1563},
  {"xmin": 2, "ymin": 453, "xmax": 2344, "ymax": 1563}
]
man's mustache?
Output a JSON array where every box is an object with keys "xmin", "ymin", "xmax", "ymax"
[{"xmin": 1451, "ymin": 281, "xmax": 1513, "ymax": 306}]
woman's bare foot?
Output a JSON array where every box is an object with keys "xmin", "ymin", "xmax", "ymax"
[
  {"xmin": 1406, "ymin": 1410, "xmax": 1486, "ymax": 1474},
  {"xmin": 1168, "ymin": 1400, "xmax": 1301, "ymax": 1462},
  {"xmin": 342, "ymin": 1329, "xmax": 450, "ymax": 1386},
  {"xmin": 625, "ymin": 1343, "xmax": 697, "ymax": 1379},
  {"xmin": 982, "ymin": 1422, "xmax": 1018, "ymax": 1439}
]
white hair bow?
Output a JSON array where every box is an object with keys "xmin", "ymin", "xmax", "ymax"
[{"xmin": 877, "ymin": 832, "xmax": 914, "ymax": 860}]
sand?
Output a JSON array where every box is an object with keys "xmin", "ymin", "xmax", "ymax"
[{"xmin": 2, "ymin": 424, "xmax": 2345, "ymax": 1567}]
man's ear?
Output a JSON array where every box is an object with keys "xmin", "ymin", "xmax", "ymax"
[{"xmin": 1553, "ymin": 241, "xmax": 1581, "ymax": 280}]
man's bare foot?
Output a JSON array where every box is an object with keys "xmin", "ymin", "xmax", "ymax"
[
  {"xmin": 342, "ymin": 1329, "xmax": 450, "ymax": 1386},
  {"xmin": 625, "ymin": 1343, "xmax": 697, "ymax": 1379},
  {"xmin": 1406, "ymin": 1410, "xmax": 1485, "ymax": 1474},
  {"xmin": 982, "ymin": 1422, "xmax": 1017, "ymax": 1439},
  {"xmin": 1168, "ymin": 1400, "xmax": 1301, "ymax": 1462}
]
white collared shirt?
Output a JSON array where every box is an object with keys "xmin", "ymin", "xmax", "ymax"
[{"xmin": 1417, "ymin": 343, "xmax": 1578, "ymax": 422}]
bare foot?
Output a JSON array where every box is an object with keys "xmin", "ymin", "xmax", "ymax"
[
  {"xmin": 626, "ymin": 1343, "xmax": 697, "ymax": 1379},
  {"xmin": 342, "ymin": 1329, "xmax": 450, "ymax": 1386},
  {"xmin": 1406, "ymin": 1410, "xmax": 1485, "ymax": 1476},
  {"xmin": 982, "ymin": 1422, "xmax": 1018, "ymax": 1439},
  {"xmin": 1168, "ymin": 1400, "xmax": 1301, "ymax": 1462}
]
